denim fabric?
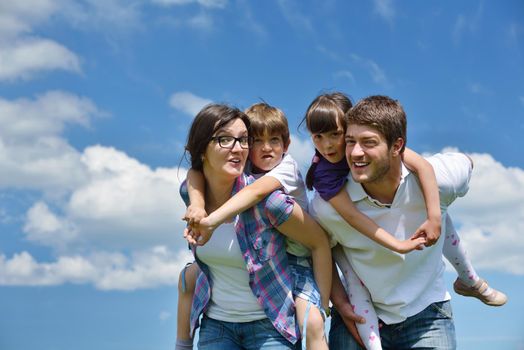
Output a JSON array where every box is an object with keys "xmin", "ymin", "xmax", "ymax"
[
  {"xmin": 329, "ymin": 301, "xmax": 456, "ymax": 350},
  {"xmin": 198, "ymin": 315, "xmax": 296, "ymax": 350},
  {"xmin": 288, "ymin": 254, "xmax": 322, "ymax": 308},
  {"xmin": 180, "ymin": 174, "xmax": 298, "ymax": 344}
]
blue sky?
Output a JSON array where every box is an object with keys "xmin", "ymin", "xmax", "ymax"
[{"xmin": 0, "ymin": 1, "xmax": 523, "ymax": 349}]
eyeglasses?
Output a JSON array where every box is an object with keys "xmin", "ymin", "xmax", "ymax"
[{"xmin": 210, "ymin": 135, "xmax": 253, "ymax": 149}]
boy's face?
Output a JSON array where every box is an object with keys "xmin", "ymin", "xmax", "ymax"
[{"xmin": 249, "ymin": 132, "xmax": 287, "ymax": 173}]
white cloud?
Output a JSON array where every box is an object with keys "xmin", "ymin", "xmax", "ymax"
[
  {"xmin": 159, "ymin": 310, "xmax": 172, "ymax": 321},
  {"xmin": 373, "ymin": 0, "xmax": 395, "ymax": 24},
  {"xmin": 316, "ymin": 45, "xmax": 344, "ymax": 63},
  {"xmin": 237, "ymin": 0, "xmax": 267, "ymax": 40},
  {"xmin": 60, "ymin": 0, "xmax": 143, "ymax": 33},
  {"xmin": 64, "ymin": 145, "xmax": 189, "ymax": 249},
  {"xmin": 0, "ymin": 37, "xmax": 80, "ymax": 81},
  {"xmin": 23, "ymin": 201, "xmax": 78, "ymax": 250},
  {"xmin": 0, "ymin": 91, "xmax": 103, "ymax": 192},
  {"xmin": 452, "ymin": 4, "xmax": 483, "ymax": 45},
  {"xmin": 15, "ymin": 144, "xmax": 189, "ymax": 251},
  {"xmin": 187, "ymin": 12, "xmax": 214, "ymax": 30},
  {"xmin": 0, "ymin": 247, "xmax": 194, "ymax": 290},
  {"xmin": 288, "ymin": 133, "xmax": 315, "ymax": 173},
  {"xmin": 507, "ymin": 22, "xmax": 522, "ymax": 47},
  {"xmin": 277, "ymin": 0, "xmax": 315, "ymax": 37},
  {"xmin": 0, "ymin": 91, "xmax": 105, "ymax": 192},
  {"xmin": 367, "ymin": 60, "xmax": 389, "ymax": 87},
  {"xmin": 169, "ymin": 91, "xmax": 213, "ymax": 117},
  {"xmin": 349, "ymin": 53, "xmax": 390, "ymax": 88},
  {"xmin": 334, "ymin": 70, "xmax": 356, "ymax": 85},
  {"xmin": 469, "ymin": 83, "xmax": 492, "ymax": 95},
  {"xmin": 0, "ymin": 0, "xmax": 58, "ymax": 38},
  {"xmin": 0, "ymin": 91, "xmax": 97, "ymax": 139},
  {"xmin": 0, "ymin": 1, "xmax": 82, "ymax": 81},
  {"xmin": 447, "ymin": 151, "xmax": 524, "ymax": 275},
  {"xmin": 151, "ymin": 0, "xmax": 227, "ymax": 8}
]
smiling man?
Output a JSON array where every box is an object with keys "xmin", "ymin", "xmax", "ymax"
[{"xmin": 310, "ymin": 95, "xmax": 474, "ymax": 349}]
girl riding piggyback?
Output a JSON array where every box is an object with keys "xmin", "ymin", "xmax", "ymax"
[{"xmin": 302, "ymin": 92, "xmax": 507, "ymax": 350}]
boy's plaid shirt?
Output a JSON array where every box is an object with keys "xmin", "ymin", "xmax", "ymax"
[{"xmin": 180, "ymin": 174, "xmax": 299, "ymax": 344}]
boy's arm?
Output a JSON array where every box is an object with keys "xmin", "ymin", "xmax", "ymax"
[
  {"xmin": 403, "ymin": 148, "xmax": 442, "ymax": 246},
  {"xmin": 329, "ymin": 190, "xmax": 426, "ymax": 253},
  {"xmin": 188, "ymin": 176, "xmax": 282, "ymax": 245},
  {"xmin": 183, "ymin": 168, "xmax": 207, "ymax": 224},
  {"xmin": 277, "ymin": 204, "xmax": 332, "ymax": 310}
]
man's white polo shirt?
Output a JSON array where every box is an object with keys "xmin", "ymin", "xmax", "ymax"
[{"xmin": 310, "ymin": 153, "xmax": 473, "ymax": 324}]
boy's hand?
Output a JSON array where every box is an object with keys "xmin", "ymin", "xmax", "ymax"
[
  {"xmin": 183, "ymin": 215, "xmax": 220, "ymax": 246},
  {"xmin": 414, "ymin": 218, "xmax": 441, "ymax": 246},
  {"xmin": 182, "ymin": 205, "xmax": 207, "ymax": 227}
]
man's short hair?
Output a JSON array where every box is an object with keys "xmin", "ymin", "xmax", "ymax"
[
  {"xmin": 245, "ymin": 103, "xmax": 290, "ymax": 146},
  {"xmin": 345, "ymin": 95, "xmax": 407, "ymax": 153}
]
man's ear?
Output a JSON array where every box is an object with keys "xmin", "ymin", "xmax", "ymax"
[{"xmin": 391, "ymin": 137, "xmax": 404, "ymax": 157}]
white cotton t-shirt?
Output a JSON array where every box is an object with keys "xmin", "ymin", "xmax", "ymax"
[
  {"xmin": 309, "ymin": 153, "xmax": 473, "ymax": 324},
  {"xmin": 251, "ymin": 153, "xmax": 311, "ymax": 257},
  {"xmin": 196, "ymin": 222, "xmax": 266, "ymax": 322}
]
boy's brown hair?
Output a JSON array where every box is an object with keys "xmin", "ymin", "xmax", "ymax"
[{"xmin": 244, "ymin": 103, "xmax": 290, "ymax": 147}]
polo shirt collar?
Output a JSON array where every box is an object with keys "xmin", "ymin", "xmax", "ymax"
[{"xmin": 347, "ymin": 162, "xmax": 411, "ymax": 203}]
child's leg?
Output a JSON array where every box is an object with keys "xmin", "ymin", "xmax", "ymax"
[
  {"xmin": 295, "ymin": 297, "xmax": 328, "ymax": 350},
  {"xmin": 287, "ymin": 254, "xmax": 328, "ymax": 350},
  {"xmin": 176, "ymin": 262, "xmax": 199, "ymax": 350},
  {"xmin": 442, "ymin": 214, "xmax": 479, "ymax": 286},
  {"xmin": 444, "ymin": 214, "xmax": 507, "ymax": 306},
  {"xmin": 333, "ymin": 245, "xmax": 382, "ymax": 350}
]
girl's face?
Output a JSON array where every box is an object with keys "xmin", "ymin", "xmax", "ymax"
[
  {"xmin": 310, "ymin": 116, "xmax": 346, "ymax": 164},
  {"xmin": 203, "ymin": 118, "xmax": 249, "ymax": 180}
]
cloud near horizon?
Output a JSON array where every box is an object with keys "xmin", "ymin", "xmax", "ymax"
[
  {"xmin": 169, "ymin": 91, "xmax": 213, "ymax": 117},
  {"xmin": 1, "ymin": 143, "xmax": 523, "ymax": 291}
]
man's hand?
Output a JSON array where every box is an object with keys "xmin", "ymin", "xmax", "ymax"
[
  {"xmin": 336, "ymin": 303, "xmax": 366, "ymax": 348},
  {"xmin": 413, "ymin": 217, "xmax": 441, "ymax": 246}
]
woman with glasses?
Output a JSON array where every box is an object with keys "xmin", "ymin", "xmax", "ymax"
[{"xmin": 179, "ymin": 104, "xmax": 331, "ymax": 349}]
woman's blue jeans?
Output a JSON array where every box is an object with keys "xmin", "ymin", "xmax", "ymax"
[{"xmin": 198, "ymin": 315, "xmax": 297, "ymax": 350}]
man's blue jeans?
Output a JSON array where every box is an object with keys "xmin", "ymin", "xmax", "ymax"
[
  {"xmin": 198, "ymin": 315, "xmax": 296, "ymax": 350},
  {"xmin": 329, "ymin": 300, "xmax": 457, "ymax": 350}
]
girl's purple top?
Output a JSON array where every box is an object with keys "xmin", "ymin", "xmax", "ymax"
[{"xmin": 312, "ymin": 154, "xmax": 350, "ymax": 201}]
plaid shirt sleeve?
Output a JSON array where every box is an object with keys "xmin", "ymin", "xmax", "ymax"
[
  {"xmin": 264, "ymin": 190, "xmax": 295, "ymax": 227},
  {"xmin": 189, "ymin": 174, "xmax": 299, "ymax": 344}
]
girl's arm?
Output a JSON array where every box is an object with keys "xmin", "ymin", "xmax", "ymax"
[
  {"xmin": 277, "ymin": 204, "xmax": 332, "ymax": 310},
  {"xmin": 329, "ymin": 190, "xmax": 426, "ymax": 254},
  {"xmin": 403, "ymin": 148, "xmax": 442, "ymax": 246},
  {"xmin": 188, "ymin": 176, "xmax": 282, "ymax": 245}
]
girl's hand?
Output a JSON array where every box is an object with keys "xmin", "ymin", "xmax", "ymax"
[
  {"xmin": 413, "ymin": 217, "xmax": 441, "ymax": 247},
  {"xmin": 395, "ymin": 236, "xmax": 427, "ymax": 254}
]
